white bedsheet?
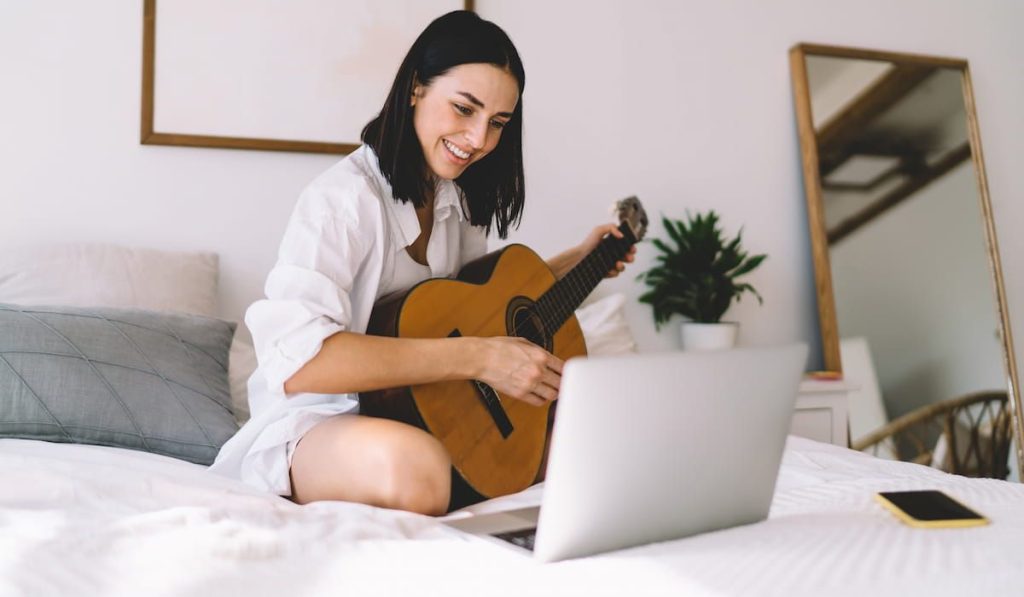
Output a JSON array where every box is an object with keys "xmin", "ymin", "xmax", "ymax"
[{"xmin": 2, "ymin": 437, "xmax": 1023, "ymax": 597}]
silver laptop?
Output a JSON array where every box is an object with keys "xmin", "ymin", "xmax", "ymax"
[{"xmin": 444, "ymin": 343, "xmax": 808, "ymax": 562}]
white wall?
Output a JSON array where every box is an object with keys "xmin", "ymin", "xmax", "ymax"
[{"xmin": 2, "ymin": 1, "xmax": 1022, "ymax": 375}]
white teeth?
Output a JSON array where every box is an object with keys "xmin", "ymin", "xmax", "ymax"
[{"xmin": 444, "ymin": 139, "xmax": 470, "ymax": 159}]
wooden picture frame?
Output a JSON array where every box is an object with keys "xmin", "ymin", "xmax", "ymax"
[{"xmin": 140, "ymin": 0, "xmax": 473, "ymax": 154}]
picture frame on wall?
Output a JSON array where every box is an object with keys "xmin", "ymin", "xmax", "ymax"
[{"xmin": 140, "ymin": 0, "xmax": 472, "ymax": 154}]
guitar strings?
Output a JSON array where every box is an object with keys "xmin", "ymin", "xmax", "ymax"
[
  {"xmin": 549, "ymin": 238, "xmax": 619, "ymax": 326},
  {"xmin": 535, "ymin": 234, "xmax": 631, "ymax": 336}
]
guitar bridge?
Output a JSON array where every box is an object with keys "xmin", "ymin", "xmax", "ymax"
[{"xmin": 450, "ymin": 329, "xmax": 514, "ymax": 439}]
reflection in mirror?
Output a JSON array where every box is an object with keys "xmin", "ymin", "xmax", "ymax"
[{"xmin": 790, "ymin": 45, "xmax": 1023, "ymax": 480}]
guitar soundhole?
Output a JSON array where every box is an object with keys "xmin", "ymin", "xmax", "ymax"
[{"xmin": 507, "ymin": 297, "xmax": 552, "ymax": 352}]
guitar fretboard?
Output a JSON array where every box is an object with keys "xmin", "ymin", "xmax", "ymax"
[{"xmin": 535, "ymin": 222, "xmax": 637, "ymax": 333}]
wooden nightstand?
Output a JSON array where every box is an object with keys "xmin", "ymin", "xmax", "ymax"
[{"xmin": 790, "ymin": 379, "xmax": 853, "ymax": 447}]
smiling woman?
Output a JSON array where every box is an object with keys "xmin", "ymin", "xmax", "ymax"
[{"xmin": 208, "ymin": 10, "xmax": 635, "ymax": 515}]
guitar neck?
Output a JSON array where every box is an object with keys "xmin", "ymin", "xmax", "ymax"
[{"xmin": 536, "ymin": 221, "xmax": 637, "ymax": 332}]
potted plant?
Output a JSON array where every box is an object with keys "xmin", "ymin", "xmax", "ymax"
[{"xmin": 636, "ymin": 210, "xmax": 767, "ymax": 350}]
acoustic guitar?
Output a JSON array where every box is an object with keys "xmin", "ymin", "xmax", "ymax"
[{"xmin": 360, "ymin": 197, "xmax": 648, "ymax": 501}]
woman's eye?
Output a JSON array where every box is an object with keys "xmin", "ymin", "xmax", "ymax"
[
  {"xmin": 490, "ymin": 120, "xmax": 507, "ymax": 130},
  {"xmin": 454, "ymin": 104, "xmax": 472, "ymax": 115}
]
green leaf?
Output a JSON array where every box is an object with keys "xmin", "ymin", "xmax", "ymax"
[
  {"xmin": 730, "ymin": 253, "xmax": 767, "ymax": 277},
  {"xmin": 650, "ymin": 238, "xmax": 675, "ymax": 256},
  {"xmin": 661, "ymin": 214, "xmax": 685, "ymax": 248}
]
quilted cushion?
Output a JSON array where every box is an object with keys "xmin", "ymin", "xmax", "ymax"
[{"xmin": 0, "ymin": 303, "xmax": 237, "ymax": 465}]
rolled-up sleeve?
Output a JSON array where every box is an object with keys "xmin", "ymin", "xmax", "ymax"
[{"xmin": 246, "ymin": 207, "xmax": 369, "ymax": 395}]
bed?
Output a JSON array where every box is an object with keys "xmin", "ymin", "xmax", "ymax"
[
  {"xmin": 3, "ymin": 244, "xmax": 1024, "ymax": 596},
  {"xmin": 4, "ymin": 435, "xmax": 1024, "ymax": 596}
]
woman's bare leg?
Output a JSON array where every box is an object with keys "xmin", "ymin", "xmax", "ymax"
[{"xmin": 289, "ymin": 415, "xmax": 452, "ymax": 516}]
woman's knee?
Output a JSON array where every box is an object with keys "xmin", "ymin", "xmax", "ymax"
[
  {"xmin": 372, "ymin": 429, "xmax": 452, "ymax": 515},
  {"xmin": 290, "ymin": 416, "xmax": 452, "ymax": 515}
]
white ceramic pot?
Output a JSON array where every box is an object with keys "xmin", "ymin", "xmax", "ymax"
[{"xmin": 681, "ymin": 322, "xmax": 739, "ymax": 351}]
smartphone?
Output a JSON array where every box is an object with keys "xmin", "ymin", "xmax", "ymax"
[{"xmin": 875, "ymin": 490, "xmax": 989, "ymax": 528}]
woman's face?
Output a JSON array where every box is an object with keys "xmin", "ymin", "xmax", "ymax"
[{"xmin": 411, "ymin": 63, "xmax": 519, "ymax": 181}]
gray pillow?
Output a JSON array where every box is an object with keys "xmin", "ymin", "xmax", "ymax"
[{"xmin": 0, "ymin": 303, "xmax": 238, "ymax": 465}]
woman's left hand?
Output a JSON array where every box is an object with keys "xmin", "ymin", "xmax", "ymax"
[{"xmin": 575, "ymin": 223, "xmax": 637, "ymax": 279}]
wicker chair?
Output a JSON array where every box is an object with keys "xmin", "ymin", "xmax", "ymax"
[{"xmin": 852, "ymin": 390, "xmax": 1013, "ymax": 479}]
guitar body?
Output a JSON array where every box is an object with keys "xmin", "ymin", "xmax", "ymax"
[{"xmin": 360, "ymin": 244, "xmax": 587, "ymax": 500}]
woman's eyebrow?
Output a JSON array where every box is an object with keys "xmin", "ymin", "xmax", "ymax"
[{"xmin": 457, "ymin": 91, "xmax": 513, "ymax": 118}]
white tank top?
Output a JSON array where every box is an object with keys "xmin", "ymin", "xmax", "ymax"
[{"xmin": 386, "ymin": 248, "xmax": 432, "ymax": 295}]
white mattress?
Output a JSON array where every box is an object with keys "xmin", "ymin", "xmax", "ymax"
[{"xmin": 2, "ymin": 436, "xmax": 1023, "ymax": 597}]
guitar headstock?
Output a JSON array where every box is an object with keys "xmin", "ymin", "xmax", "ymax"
[{"xmin": 614, "ymin": 196, "xmax": 648, "ymax": 243}]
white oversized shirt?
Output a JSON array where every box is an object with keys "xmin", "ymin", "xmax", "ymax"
[{"xmin": 210, "ymin": 145, "xmax": 488, "ymax": 495}]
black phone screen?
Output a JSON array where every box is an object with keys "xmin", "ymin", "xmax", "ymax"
[{"xmin": 878, "ymin": 490, "xmax": 984, "ymax": 521}]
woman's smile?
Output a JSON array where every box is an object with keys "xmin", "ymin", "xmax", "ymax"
[{"xmin": 443, "ymin": 139, "xmax": 472, "ymax": 161}]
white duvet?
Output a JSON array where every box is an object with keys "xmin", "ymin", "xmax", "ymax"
[{"xmin": 2, "ymin": 437, "xmax": 1023, "ymax": 597}]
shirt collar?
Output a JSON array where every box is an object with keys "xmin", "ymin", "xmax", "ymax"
[{"xmin": 361, "ymin": 146, "xmax": 466, "ymax": 252}]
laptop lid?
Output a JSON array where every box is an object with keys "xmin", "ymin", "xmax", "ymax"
[{"xmin": 533, "ymin": 343, "xmax": 808, "ymax": 562}]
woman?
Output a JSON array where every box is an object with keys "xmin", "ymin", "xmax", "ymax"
[{"xmin": 210, "ymin": 11, "xmax": 634, "ymax": 516}]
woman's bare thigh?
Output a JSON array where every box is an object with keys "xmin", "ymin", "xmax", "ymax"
[{"xmin": 288, "ymin": 414, "xmax": 451, "ymax": 515}]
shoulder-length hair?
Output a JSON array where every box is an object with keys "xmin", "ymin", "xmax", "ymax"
[{"xmin": 360, "ymin": 10, "xmax": 526, "ymax": 239}]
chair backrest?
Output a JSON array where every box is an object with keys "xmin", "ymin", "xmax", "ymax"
[
  {"xmin": 853, "ymin": 391, "xmax": 1012, "ymax": 479},
  {"xmin": 940, "ymin": 391, "xmax": 1013, "ymax": 478}
]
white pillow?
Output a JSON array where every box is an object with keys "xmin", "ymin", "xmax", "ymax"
[
  {"xmin": 228, "ymin": 335, "xmax": 258, "ymax": 424},
  {"xmin": 0, "ymin": 243, "xmax": 219, "ymax": 317},
  {"xmin": 575, "ymin": 293, "xmax": 638, "ymax": 356},
  {"xmin": 0, "ymin": 242, "xmax": 257, "ymax": 423}
]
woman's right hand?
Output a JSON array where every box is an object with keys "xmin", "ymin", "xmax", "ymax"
[{"xmin": 472, "ymin": 336, "xmax": 564, "ymax": 407}]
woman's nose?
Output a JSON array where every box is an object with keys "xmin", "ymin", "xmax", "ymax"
[{"xmin": 464, "ymin": 120, "xmax": 488, "ymax": 150}]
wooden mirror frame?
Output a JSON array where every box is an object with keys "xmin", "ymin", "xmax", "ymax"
[{"xmin": 789, "ymin": 43, "xmax": 1024, "ymax": 478}]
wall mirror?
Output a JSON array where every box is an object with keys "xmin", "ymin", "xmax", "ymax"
[{"xmin": 790, "ymin": 44, "xmax": 1023, "ymax": 480}]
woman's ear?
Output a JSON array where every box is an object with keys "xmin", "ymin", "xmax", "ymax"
[{"xmin": 410, "ymin": 77, "xmax": 422, "ymax": 107}]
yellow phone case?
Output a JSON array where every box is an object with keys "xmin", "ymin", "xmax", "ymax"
[{"xmin": 874, "ymin": 493, "xmax": 989, "ymax": 528}]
